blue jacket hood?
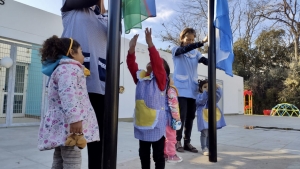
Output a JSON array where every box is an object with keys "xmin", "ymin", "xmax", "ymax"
[{"xmin": 42, "ymin": 56, "xmax": 69, "ymax": 76}]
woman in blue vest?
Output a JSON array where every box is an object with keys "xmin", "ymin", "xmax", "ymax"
[
  {"xmin": 61, "ymin": 0, "xmax": 108, "ymax": 168},
  {"xmin": 172, "ymin": 28, "xmax": 208, "ymax": 153}
]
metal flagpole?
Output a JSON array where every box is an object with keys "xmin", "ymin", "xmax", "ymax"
[
  {"xmin": 102, "ymin": 0, "xmax": 122, "ymax": 168},
  {"xmin": 208, "ymin": 0, "xmax": 217, "ymax": 163}
]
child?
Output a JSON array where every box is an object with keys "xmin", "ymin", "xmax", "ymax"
[
  {"xmin": 127, "ymin": 28, "xmax": 169, "ymax": 169},
  {"xmin": 196, "ymin": 79, "xmax": 226, "ymax": 156},
  {"xmin": 38, "ymin": 35, "xmax": 99, "ymax": 169},
  {"xmin": 164, "ymin": 77, "xmax": 183, "ymax": 163},
  {"xmin": 172, "ymin": 28, "xmax": 208, "ymax": 153}
]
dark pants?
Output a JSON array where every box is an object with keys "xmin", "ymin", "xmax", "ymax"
[
  {"xmin": 176, "ymin": 97, "xmax": 196, "ymax": 144},
  {"xmin": 139, "ymin": 137, "xmax": 165, "ymax": 169},
  {"xmin": 87, "ymin": 93, "xmax": 104, "ymax": 169}
]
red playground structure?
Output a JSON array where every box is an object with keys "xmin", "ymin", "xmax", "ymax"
[{"xmin": 244, "ymin": 90, "xmax": 253, "ymax": 115}]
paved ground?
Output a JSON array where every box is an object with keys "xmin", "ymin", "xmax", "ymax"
[
  {"xmin": 0, "ymin": 117, "xmax": 40, "ymax": 124},
  {"xmin": 0, "ymin": 115, "xmax": 299, "ymax": 169}
]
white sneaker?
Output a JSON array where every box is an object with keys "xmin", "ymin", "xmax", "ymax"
[{"xmin": 202, "ymin": 148, "xmax": 209, "ymax": 156}]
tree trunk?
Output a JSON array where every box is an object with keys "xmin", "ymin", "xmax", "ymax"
[{"xmin": 295, "ymin": 36, "xmax": 299, "ymax": 62}]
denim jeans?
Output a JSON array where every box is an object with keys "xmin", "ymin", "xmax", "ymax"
[{"xmin": 200, "ymin": 129, "xmax": 209, "ymax": 150}]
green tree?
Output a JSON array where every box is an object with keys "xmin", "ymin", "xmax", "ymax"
[
  {"xmin": 233, "ymin": 38, "xmax": 252, "ymax": 81},
  {"xmin": 279, "ymin": 63, "xmax": 300, "ymax": 106},
  {"xmin": 158, "ymin": 48, "xmax": 172, "ymax": 54},
  {"xmin": 234, "ymin": 29, "xmax": 290, "ymax": 114}
]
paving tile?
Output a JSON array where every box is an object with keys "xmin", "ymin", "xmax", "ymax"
[
  {"xmin": 0, "ymin": 157, "xmax": 37, "ymax": 169},
  {"xmin": 13, "ymin": 163, "xmax": 49, "ymax": 169},
  {"xmin": 0, "ymin": 149, "xmax": 16, "ymax": 160},
  {"xmin": 249, "ymin": 141, "xmax": 287, "ymax": 151}
]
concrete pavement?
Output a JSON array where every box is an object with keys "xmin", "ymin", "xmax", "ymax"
[{"xmin": 0, "ymin": 115, "xmax": 299, "ymax": 169}]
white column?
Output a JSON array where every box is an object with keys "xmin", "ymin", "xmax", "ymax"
[{"xmin": 5, "ymin": 45, "xmax": 17, "ymax": 126}]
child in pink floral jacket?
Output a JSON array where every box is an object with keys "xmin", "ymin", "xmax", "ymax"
[
  {"xmin": 38, "ymin": 35, "xmax": 99, "ymax": 169},
  {"xmin": 164, "ymin": 77, "xmax": 183, "ymax": 163}
]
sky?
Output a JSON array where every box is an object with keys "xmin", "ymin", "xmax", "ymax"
[{"xmin": 14, "ymin": 0, "xmax": 179, "ymax": 49}]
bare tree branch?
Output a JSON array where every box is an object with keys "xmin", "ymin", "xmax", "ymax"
[
  {"xmin": 158, "ymin": 0, "xmax": 242, "ymax": 47},
  {"xmin": 254, "ymin": 0, "xmax": 300, "ymax": 60}
]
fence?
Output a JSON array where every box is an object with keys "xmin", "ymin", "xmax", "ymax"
[{"xmin": 0, "ymin": 38, "xmax": 45, "ymax": 127}]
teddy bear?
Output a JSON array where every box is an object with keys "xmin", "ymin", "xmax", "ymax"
[
  {"xmin": 83, "ymin": 67, "xmax": 91, "ymax": 77},
  {"xmin": 65, "ymin": 133, "xmax": 87, "ymax": 149}
]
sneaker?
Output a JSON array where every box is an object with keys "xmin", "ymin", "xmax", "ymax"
[
  {"xmin": 202, "ymin": 148, "xmax": 209, "ymax": 156},
  {"xmin": 175, "ymin": 141, "xmax": 184, "ymax": 152},
  {"xmin": 184, "ymin": 143, "xmax": 198, "ymax": 153},
  {"xmin": 164, "ymin": 154, "xmax": 168, "ymax": 161},
  {"xmin": 167, "ymin": 154, "xmax": 183, "ymax": 163}
]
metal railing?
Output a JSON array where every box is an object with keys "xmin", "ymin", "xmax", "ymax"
[{"xmin": 0, "ymin": 38, "xmax": 44, "ymax": 127}]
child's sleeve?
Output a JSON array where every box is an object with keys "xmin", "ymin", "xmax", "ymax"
[
  {"xmin": 216, "ymin": 87, "xmax": 223, "ymax": 103},
  {"xmin": 126, "ymin": 51, "xmax": 139, "ymax": 84},
  {"xmin": 196, "ymin": 91, "xmax": 208, "ymax": 106},
  {"xmin": 173, "ymin": 42, "xmax": 204, "ymax": 56},
  {"xmin": 168, "ymin": 87, "xmax": 180, "ymax": 120},
  {"xmin": 149, "ymin": 46, "xmax": 166, "ymax": 91},
  {"xmin": 57, "ymin": 66, "xmax": 85, "ymax": 124}
]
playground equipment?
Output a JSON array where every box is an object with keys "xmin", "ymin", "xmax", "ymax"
[
  {"xmin": 244, "ymin": 90, "xmax": 253, "ymax": 115},
  {"xmin": 271, "ymin": 103, "xmax": 300, "ymax": 117}
]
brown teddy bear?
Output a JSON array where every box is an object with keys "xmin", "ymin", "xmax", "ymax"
[
  {"xmin": 65, "ymin": 133, "xmax": 87, "ymax": 149},
  {"xmin": 83, "ymin": 67, "xmax": 90, "ymax": 77}
]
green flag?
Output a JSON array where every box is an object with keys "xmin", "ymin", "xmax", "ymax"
[{"xmin": 122, "ymin": 0, "xmax": 157, "ymax": 34}]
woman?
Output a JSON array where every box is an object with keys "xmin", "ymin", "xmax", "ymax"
[
  {"xmin": 61, "ymin": 0, "xmax": 107, "ymax": 168},
  {"xmin": 172, "ymin": 28, "xmax": 208, "ymax": 153}
]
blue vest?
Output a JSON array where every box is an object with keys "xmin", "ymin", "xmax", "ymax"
[
  {"xmin": 172, "ymin": 47, "xmax": 201, "ymax": 99},
  {"xmin": 134, "ymin": 70, "xmax": 167, "ymax": 142},
  {"xmin": 196, "ymin": 88, "xmax": 226, "ymax": 131}
]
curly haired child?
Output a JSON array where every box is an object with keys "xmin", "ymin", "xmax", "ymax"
[{"xmin": 38, "ymin": 35, "xmax": 99, "ymax": 169}]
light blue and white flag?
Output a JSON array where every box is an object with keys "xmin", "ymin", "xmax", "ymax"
[{"xmin": 214, "ymin": 0, "xmax": 234, "ymax": 76}]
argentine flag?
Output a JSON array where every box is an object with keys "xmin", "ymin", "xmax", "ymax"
[{"xmin": 214, "ymin": 0, "xmax": 234, "ymax": 76}]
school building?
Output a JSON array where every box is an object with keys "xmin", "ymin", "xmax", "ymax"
[{"xmin": 0, "ymin": 1, "xmax": 244, "ymax": 127}]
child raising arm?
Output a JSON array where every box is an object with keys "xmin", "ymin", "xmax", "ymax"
[{"xmin": 126, "ymin": 28, "xmax": 170, "ymax": 169}]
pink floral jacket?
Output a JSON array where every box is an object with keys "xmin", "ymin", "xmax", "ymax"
[
  {"xmin": 38, "ymin": 59, "xmax": 99, "ymax": 151},
  {"xmin": 168, "ymin": 85, "xmax": 180, "ymax": 120}
]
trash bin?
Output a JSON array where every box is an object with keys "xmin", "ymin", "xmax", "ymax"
[{"xmin": 263, "ymin": 110, "xmax": 271, "ymax": 116}]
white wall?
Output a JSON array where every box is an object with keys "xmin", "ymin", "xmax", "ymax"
[
  {"xmin": 0, "ymin": 0, "xmax": 63, "ymax": 45},
  {"xmin": 197, "ymin": 67, "xmax": 244, "ymax": 114},
  {"xmin": 1, "ymin": 1, "xmax": 244, "ymax": 118}
]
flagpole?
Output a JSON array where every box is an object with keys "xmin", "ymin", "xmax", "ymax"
[
  {"xmin": 208, "ymin": 0, "xmax": 217, "ymax": 163},
  {"xmin": 102, "ymin": 0, "xmax": 122, "ymax": 168}
]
